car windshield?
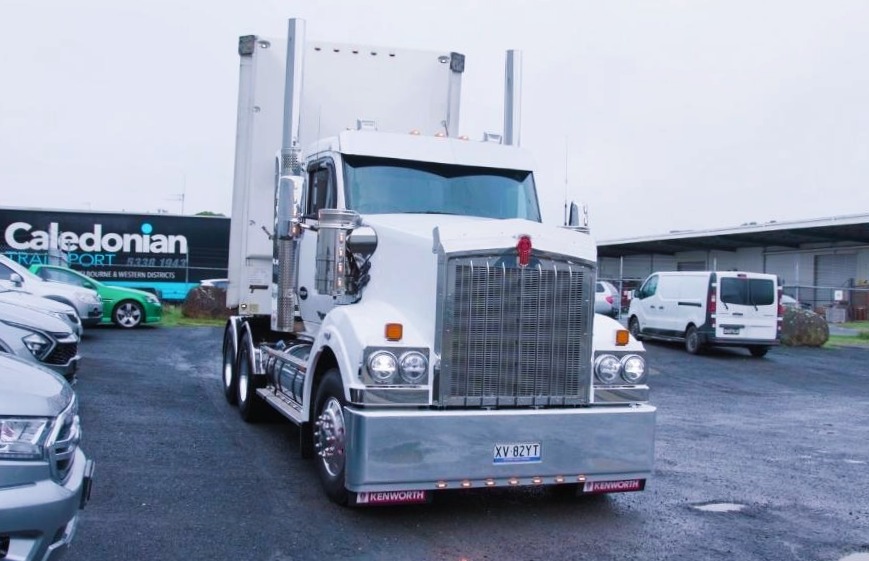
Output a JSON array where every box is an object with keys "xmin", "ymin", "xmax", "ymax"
[{"xmin": 343, "ymin": 155, "xmax": 541, "ymax": 221}]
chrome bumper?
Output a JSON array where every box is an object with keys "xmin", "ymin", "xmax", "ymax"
[{"xmin": 344, "ymin": 404, "xmax": 656, "ymax": 493}]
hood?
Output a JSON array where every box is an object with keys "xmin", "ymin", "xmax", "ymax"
[
  {"xmin": 0, "ymin": 354, "xmax": 73, "ymax": 416},
  {"xmin": 0, "ymin": 300, "xmax": 73, "ymax": 336},
  {"xmin": 10, "ymin": 272, "xmax": 99, "ymax": 303},
  {"xmin": 100, "ymin": 283, "xmax": 157, "ymax": 301},
  {"xmin": 0, "ymin": 289, "xmax": 77, "ymax": 315},
  {"xmin": 362, "ymin": 214, "xmax": 597, "ymax": 259}
]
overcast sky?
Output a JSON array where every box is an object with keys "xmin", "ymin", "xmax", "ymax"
[{"xmin": 2, "ymin": 0, "xmax": 867, "ymax": 241}]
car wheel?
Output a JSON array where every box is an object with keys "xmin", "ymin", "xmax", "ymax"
[
  {"xmin": 314, "ymin": 369, "xmax": 351, "ymax": 506},
  {"xmin": 628, "ymin": 316, "xmax": 643, "ymax": 340},
  {"xmin": 113, "ymin": 300, "xmax": 143, "ymax": 328},
  {"xmin": 237, "ymin": 331, "xmax": 266, "ymax": 422},
  {"xmin": 749, "ymin": 346, "xmax": 769, "ymax": 358},
  {"xmin": 222, "ymin": 327, "xmax": 238, "ymax": 405},
  {"xmin": 685, "ymin": 325, "xmax": 702, "ymax": 355}
]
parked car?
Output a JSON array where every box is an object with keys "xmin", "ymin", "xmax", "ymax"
[
  {"xmin": 0, "ymin": 255, "xmax": 103, "ymax": 327},
  {"xmin": 595, "ymin": 280, "xmax": 619, "ymax": 317},
  {"xmin": 628, "ymin": 271, "xmax": 780, "ymax": 357},
  {"xmin": 30, "ymin": 264, "xmax": 162, "ymax": 329},
  {"xmin": 0, "ymin": 353, "xmax": 94, "ymax": 561},
  {"xmin": 0, "ymin": 300, "xmax": 80, "ymax": 381},
  {"xmin": 200, "ymin": 278, "xmax": 229, "ymax": 290},
  {"xmin": 0, "ymin": 285, "xmax": 83, "ymax": 337}
]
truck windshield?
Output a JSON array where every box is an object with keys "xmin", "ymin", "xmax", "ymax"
[{"xmin": 343, "ymin": 155, "xmax": 541, "ymax": 221}]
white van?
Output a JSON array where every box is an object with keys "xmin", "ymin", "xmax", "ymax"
[{"xmin": 627, "ymin": 271, "xmax": 781, "ymax": 357}]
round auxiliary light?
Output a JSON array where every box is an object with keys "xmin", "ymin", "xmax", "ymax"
[
  {"xmin": 398, "ymin": 351, "xmax": 428, "ymax": 384},
  {"xmin": 594, "ymin": 354, "xmax": 621, "ymax": 384},
  {"xmin": 367, "ymin": 351, "xmax": 397, "ymax": 384},
  {"xmin": 621, "ymin": 355, "xmax": 647, "ymax": 383}
]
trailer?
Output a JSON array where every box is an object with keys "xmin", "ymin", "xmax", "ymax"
[
  {"xmin": 222, "ymin": 19, "xmax": 655, "ymax": 506},
  {"xmin": 0, "ymin": 207, "xmax": 229, "ymax": 301}
]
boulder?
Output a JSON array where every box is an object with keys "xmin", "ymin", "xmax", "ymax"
[
  {"xmin": 182, "ymin": 285, "xmax": 231, "ymax": 319},
  {"xmin": 780, "ymin": 308, "xmax": 829, "ymax": 347}
]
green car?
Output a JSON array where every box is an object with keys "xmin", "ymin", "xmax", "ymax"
[{"xmin": 29, "ymin": 264, "xmax": 162, "ymax": 328}]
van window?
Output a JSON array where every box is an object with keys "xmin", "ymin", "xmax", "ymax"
[
  {"xmin": 638, "ymin": 275, "xmax": 658, "ymax": 298},
  {"xmin": 720, "ymin": 278, "xmax": 775, "ymax": 306}
]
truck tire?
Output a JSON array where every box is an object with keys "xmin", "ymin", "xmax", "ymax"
[
  {"xmin": 314, "ymin": 369, "xmax": 351, "ymax": 505},
  {"xmin": 222, "ymin": 327, "xmax": 238, "ymax": 405},
  {"xmin": 237, "ymin": 332, "xmax": 266, "ymax": 422},
  {"xmin": 685, "ymin": 325, "xmax": 702, "ymax": 355}
]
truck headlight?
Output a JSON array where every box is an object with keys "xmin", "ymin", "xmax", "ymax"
[
  {"xmin": 620, "ymin": 354, "xmax": 647, "ymax": 383},
  {"xmin": 594, "ymin": 354, "xmax": 621, "ymax": 384},
  {"xmin": 398, "ymin": 351, "xmax": 428, "ymax": 384},
  {"xmin": 367, "ymin": 351, "xmax": 398, "ymax": 384},
  {"xmin": 0, "ymin": 417, "xmax": 50, "ymax": 460}
]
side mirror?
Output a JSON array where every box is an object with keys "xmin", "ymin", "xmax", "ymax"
[
  {"xmin": 83, "ymin": 280, "xmax": 95, "ymax": 290},
  {"xmin": 9, "ymin": 273, "xmax": 23, "ymax": 286}
]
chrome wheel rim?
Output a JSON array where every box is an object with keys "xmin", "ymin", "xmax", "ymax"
[
  {"xmin": 116, "ymin": 303, "xmax": 141, "ymax": 327},
  {"xmin": 316, "ymin": 398, "xmax": 346, "ymax": 477}
]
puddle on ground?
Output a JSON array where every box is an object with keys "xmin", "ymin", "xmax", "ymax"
[
  {"xmin": 692, "ymin": 502, "xmax": 746, "ymax": 513},
  {"xmin": 839, "ymin": 554, "xmax": 869, "ymax": 561}
]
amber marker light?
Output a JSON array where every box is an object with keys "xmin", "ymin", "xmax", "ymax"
[
  {"xmin": 436, "ymin": 481, "xmax": 448, "ymax": 489},
  {"xmin": 576, "ymin": 475, "xmax": 587, "ymax": 483},
  {"xmin": 508, "ymin": 477, "xmax": 520, "ymax": 486},
  {"xmin": 532, "ymin": 476, "xmax": 543, "ymax": 485},
  {"xmin": 616, "ymin": 329, "xmax": 630, "ymax": 346},
  {"xmin": 485, "ymin": 479, "xmax": 496, "ymax": 487},
  {"xmin": 385, "ymin": 323, "xmax": 403, "ymax": 341},
  {"xmin": 554, "ymin": 475, "xmax": 565, "ymax": 483},
  {"xmin": 461, "ymin": 480, "xmax": 472, "ymax": 488}
]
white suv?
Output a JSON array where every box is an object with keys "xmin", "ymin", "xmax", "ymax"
[{"xmin": 0, "ymin": 255, "xmax": 103, "ymax": 327}]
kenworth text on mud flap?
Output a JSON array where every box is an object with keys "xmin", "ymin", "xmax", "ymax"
[{"xmin": 221, "ymin": 19, "xmax": 656, "ymax": 506}]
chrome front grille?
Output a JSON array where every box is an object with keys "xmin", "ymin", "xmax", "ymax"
[{"xmin": 438, "ymin": 252, "xmax": 594, "ymax": 408}]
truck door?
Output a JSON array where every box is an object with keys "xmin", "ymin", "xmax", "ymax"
[{"xmin": 296, "ymin": 158, "xmax": 339, "ymax": 331}]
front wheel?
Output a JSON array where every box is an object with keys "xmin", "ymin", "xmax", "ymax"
[
  {"xmin": 314, "ymin": 369, "xmax": 351, "ymax": 505},
  {"xmin": 749, "ymin": 346, "xmax": 769, "ymax": 358},
  {"xmin": 628, "ymin": 316, "xmax": 643, "ymax": 340},
  {"xmin": 685, "ymin": 325, "xmax": 702, "ymax": 355},
  {"xmin": 113, "ymin": 300, "xmax": 143, "ymax": 328}
]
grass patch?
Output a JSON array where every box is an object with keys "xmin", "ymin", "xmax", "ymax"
[
  {"xmin": 824, "ymin": 334, "xmax": 869, "ymax": 348},
  {"xmin": 160, "ymin": 304, "xmax": 226, "ymax": 327},
  {"xmin": 839, "ymin": 320, "xmax": 869, "ymax": 330}
]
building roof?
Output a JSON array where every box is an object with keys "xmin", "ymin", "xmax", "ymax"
[{"xmin": 598, "ymin": 213, "xmax": 869, "ymax": 257}]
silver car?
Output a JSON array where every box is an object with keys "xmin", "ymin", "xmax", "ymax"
[
  {"xmin": 0, "ymin": 255, "xmax": 103, "ymax": 328},
  {"xmin": 0, "ymin": 353, "xmax": 94, "ymax": 561},
  {"xmin": 595, "ymin": 280, "xmax": 620, "ymax": 318},
  {"xmin": 0, "ymin": 285, "xmax": 83, "ymax": 337},
  {"xmin": 0, "ymin": 300, "xmax": 80, "ymax": 382}
]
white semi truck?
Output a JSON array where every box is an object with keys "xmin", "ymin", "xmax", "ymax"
[{"xmin": 221, "ymin": 19, "xmax": 655, "ymax": 506}]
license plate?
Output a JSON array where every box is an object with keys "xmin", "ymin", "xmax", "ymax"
[
  {"xmin": 493, "ymin": 442, "xmax": 542, "ymax": 464},
  {"xmin": 723, "ymin": 327, "xmax": 740, "ymax": 335}
]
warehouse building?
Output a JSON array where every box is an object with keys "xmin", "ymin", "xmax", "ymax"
[{"xmin": 598, "ymin": 213, "xmax": 869, "ymax": 322}]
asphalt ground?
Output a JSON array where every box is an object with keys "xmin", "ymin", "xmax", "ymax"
[{"xmin": 65, "ymin": 326, "xmax": 869, "ymax": 561}]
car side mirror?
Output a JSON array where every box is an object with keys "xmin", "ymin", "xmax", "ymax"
[
  {"xmin": 9, "ymin": 272, "xmax": 23, "ymax": 286},
  {"xmin": 83, "ymin": 280, "xmax": 95, "ymax": 290}
]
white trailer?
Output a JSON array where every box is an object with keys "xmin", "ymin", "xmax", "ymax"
[{"xmin": 222, "ymin": 19, "xmax": 655, "ymax": 506}]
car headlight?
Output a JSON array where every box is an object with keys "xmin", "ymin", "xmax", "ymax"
[
  {"xmin": 594, "ymin": 354, "xmax": 621, "ymax": 384},
  {"xmin": 146, "ymin": 294, "xmax": 160, "ymax": 305},
  {"xmin": 0, "ymin": 417, "xmax": 50, "ymax": 460},
  {"xmin": 23, "ymin": 332, "xmax": 52, "ymax": 359},
  {"xmin": 398, "ymin": 351, "xmax": 428, "ymax": 384},
  {"xmin": 75, "ymin": 291, "xmax": 98, "ymax": 304},
  {"xmin": 620, "ymin": 354, "xmax": 647, "ymax": 383},
  {"xmin": 367, "ymin": 351, "xmax": 398, "ymax": 384}
]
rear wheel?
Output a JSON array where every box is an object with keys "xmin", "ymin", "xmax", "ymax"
[
  {"xmin": 749, "ymin": 346, "xmax": 769, "ymax": 358},
  {"xmin": 237, "ymin": 332, "xmax": 266, "ymax": 422},
  {"xmin": 314, "ymin": 369, "xmax": 351, "ymax": 505},
  {"xmin": 222, "ymin": 327, "xmax": 238, "ymax": 405},
  {"xmin": 628, "ymin": 316, "xmax": 642, "ymax": 340},
  {"xmin": 685, "ymin": 325, "xmax": 702, "ymax": 354},
  {"xmin": 113, "ymin": 300, "xmax": 143, "ymax": 328}
]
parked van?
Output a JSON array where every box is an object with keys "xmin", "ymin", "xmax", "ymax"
[{"xmin": 627, "ymin": 271, "xmax": 781, "ymax": 357}]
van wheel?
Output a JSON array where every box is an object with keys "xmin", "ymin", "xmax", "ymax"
[
  {"xmin": 749, "ymin": 346, "xmax": 769, "ymax": 358},
  {"xmin": 685, "ymin": 326, "xmax": 702, "ymax": 354},
  {"xmin": 628, "ymin": 317, "xmax": 643, "ymax": 340},
  {"xmin": 314, "ymin": 369, "xmax": 351, "ymax": 506}
]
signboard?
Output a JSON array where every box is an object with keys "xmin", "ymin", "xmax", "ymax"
[{"xmin": 0, "ymin": 207, "xmax": 230, "ymax": 300}]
